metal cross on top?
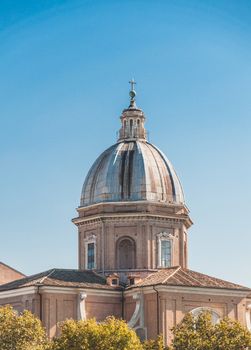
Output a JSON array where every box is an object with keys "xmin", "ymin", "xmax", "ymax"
[{"xmin": 129, "ymin": 78, "xmax": 136, "ymax": 91}]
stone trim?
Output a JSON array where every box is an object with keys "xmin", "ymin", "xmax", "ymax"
[
  {"xmin": 125, "ymin": 285, "xmax": 249, "ymax": 298},
  {"xmin": 77, "ymin": 291, "xmax": 87, "ymax": 320},
  {"xmin": 156, "ymin": 232, "xmax": 174, "ymax": 268},
  {"xmin": 38, "ymin": 286, "xmax": 122, "ymax": 297},
  {"xmin": 77, "ymin": 200, "xmax": 186, "ymax": 211},
  {"xmin": 246, "ymin": 303, "xmax": 251, "ymax": 330},
  {"xmin": 127, "ymin": 292, "xmax": 144, "ymax": 328},
  {"xmin": 84, "ymin": 234, "xmax": 97, "ymax": 270},
  {"xmin": 73, "ymin": 214, "xmax": 189, "ymax": 227},
  {"xmin": 0, "ymin": 286, "xmax": 37, "ymax": 299}
]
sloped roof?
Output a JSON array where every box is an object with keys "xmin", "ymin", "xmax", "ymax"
[
  {"xmin": 128, "ymin": 266, "xmax": 251, "ymax": 291},
  {"xmin": 0, "ymin": 269, "xmax": 121, "ymax": 292},
  {"xmin": 0, "ymin": 267, "xmax": 249, "ymax": 294}
]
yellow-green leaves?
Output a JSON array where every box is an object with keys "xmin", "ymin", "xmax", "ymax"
[
  {"xmin": 213, "ymin": 318, "xmax": 251, "ymax": 350},
  {"xmin": 171, "ymin": 311, "xmax": 251, "ymax": 350},
  {"xmin": 142, "ymin": 335, "xmax": 169, "ymax": 350},
  {"xmin": 51, "ymin": 316, "xmax": 143, "ymax": 350},
  {"xmin": 1, "ymin": 305, "xmax": 250, "ymax": 350},
  {"xmin": 0, "ymin": 305, "xmax": 48, "ymax": 350}
]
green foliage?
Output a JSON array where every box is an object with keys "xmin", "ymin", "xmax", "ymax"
[
  {"xmin": 0, "ymin": 305, "xmax": 48, "ymax": 350},
  {"xmin": 171, "ymin": 310, "xmax": 251, "ymax": 350},
  {"xmin": 1, "ymin": 305, "xmax": 250, "ymax": 350},
  {"xmin": 171, "ymin": 311, "xmax": 213, "ymax": 350},
  {"xmin": 142, "ymin": 335, "xmax": 169, "ymax": 350},
  {"xmin": 51, "ymin": 316, "xmax": 143, "ymax": 350},
  {"xmin": 213, "ymin": 317, "xmax": 251, "ymax": 350}
]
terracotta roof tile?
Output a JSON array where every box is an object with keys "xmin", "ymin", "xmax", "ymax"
[
  {"xmin": 132, "ymin": 267, "xmax": 179, "ymax": 287},
  {"xmin": 0, "ymin": 269, "xmax": 122, "ymax": 292},
  {"xmin": 0, "ymin": 267, "xmax": 249, "ymax": 294},
  {"xmin": 128, "ymin": 267, "xmax": 250, "ymax": 291}
]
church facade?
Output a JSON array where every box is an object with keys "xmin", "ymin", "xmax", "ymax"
[{"xmin": 0, "ymin": 84, "xmax": 251, "ymax": 345}]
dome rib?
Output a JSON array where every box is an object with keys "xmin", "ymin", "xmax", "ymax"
[
  {"xmin": 151, "ymin": 144, "xmax": 184, "ymax": 204},
  {"xmin": 144, "ymin": 142, "xmax": 166, "ymax": 201},
  {"xmin": 148, "ymin": 143, "xmax": 177, "ymax": 201}
]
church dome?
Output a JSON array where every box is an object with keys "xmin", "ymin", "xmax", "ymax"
[
  {"xmin": 80, "ymin": 140, "xmax": 184, "ymax": 207},
  {"xmin": 80, "ymin": 82, "xmax": 184, "ymax": 207}
]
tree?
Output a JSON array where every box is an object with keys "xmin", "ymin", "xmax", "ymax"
[
  {"xmin": 142, "ymin": 335, "xmax": 169, "ymax": 350},
  {"xmin": 0, "ymin": 305, "xmax": 48, "ymax": 350},
  {"xmin": 51, "ymin": 316, "xmax": 143, "ymax": 350},
  {"xmin": 171, "ymin": 311, "xmax": 213, "ymax": 350},
  {"xmin": 170, "ymin": 310, "xmax": 251, "ymax": 350},
  {"xmin": 213, "ymin": 317, "xmax": 251, "ymax": 350}
]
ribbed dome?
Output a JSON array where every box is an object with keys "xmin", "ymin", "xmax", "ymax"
[{"xmin": 80, "ymin": 140, "xmax": 184, "ymax": 207}]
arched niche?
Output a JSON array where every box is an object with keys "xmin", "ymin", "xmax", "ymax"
[
  {"xmin": 116, "ymin": 236, "xmax": 136, "ymax": 269},
  {"xmin": 190, "ymin": 307, "xmax": 220, "ymax": 324}
]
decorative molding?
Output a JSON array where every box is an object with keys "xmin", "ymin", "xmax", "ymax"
[
  {"xmin": 39, "ymin": 286, "xmax": 122, "ymax": 297},
  {"xmin": 156, "ymin": 231, "xmax": 174, "ymax": 239},
  {"xmin": 77, "ymin": 291, "xmax": 87, "ymax": 321},
  {"xmin": 156, "ymin": 232, "xmax": 173, "ymax": 268},
  {"xmin": 74, "ymin": 215, "xmax": 188, "ymax": 227},
  {"xmin": 127, "ymin": 292, "xmax": 144, "ymax": 328},
  {"xmin": 83, "ymin": 233, "xmax": 97, "ymax": 243},
  {"xmin": 125, "ymin": 285, "xmax": 249, "ymax": 298},
  {"xmin": 77, "ymin": 200, "xmax": 186, "ymax": 211},
  {"xmin": 246, "ymin": 303, "xmax": 251, "ymax": 330},
  {"xmin": 84, "ymin": 234, "xmax": 97, "ymax": 269},
  {"xmin": 0, "ymin": 286, "xmax": 37, "ymax": 299}
]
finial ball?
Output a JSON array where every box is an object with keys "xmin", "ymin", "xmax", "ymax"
[{"xmin": 129, "ymin": 90, "xmax": 136, "ymax": 98}]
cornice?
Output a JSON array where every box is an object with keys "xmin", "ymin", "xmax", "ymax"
[
  {"xmin": 72, "ymin": 213, "xmax": 192, "ymax": 228},
  {"xmin": 0, "ymin": 286, "xmax": 37, "ymax": 299},
  {"xmin": 0, "ymin": 286, "xmax": 122, "ymax": 299},
  {"xmin": 125, "ymin": 285, "xmax": 249, "ymax": 298},
  {"xmin": 76, "ymin": 200, "xmax": 187, "ymax": 212},
  {"xmin": 39, "ymin": 286, "xmax": 122, "ymax": 297}
]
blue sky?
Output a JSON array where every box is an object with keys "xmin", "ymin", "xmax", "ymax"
[{"xmin": 0, "ymin": 0, "xmax": 251, "ymax": 286}]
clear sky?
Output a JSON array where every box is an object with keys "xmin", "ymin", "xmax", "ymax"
[{"xmin": 0, "ymin": 0, "xmax": 251, "ymax": 286}]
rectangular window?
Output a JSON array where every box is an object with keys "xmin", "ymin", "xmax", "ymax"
[
  {"xmin": 161, "ymin": 240, "xmax": 171, "ymax": 267},
  {"xmin": 87, "ymin": 243, "xmax": 95, "ymax": 269}
]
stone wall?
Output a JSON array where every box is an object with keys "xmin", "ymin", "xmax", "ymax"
[{"xmin": 0, "ymin": 262, "xmax": 25, "ymax": 285}]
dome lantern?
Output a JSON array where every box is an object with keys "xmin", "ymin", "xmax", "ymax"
[{"xmin": 118, "ymin": 79, "xmax": 147, "ymax": 141}]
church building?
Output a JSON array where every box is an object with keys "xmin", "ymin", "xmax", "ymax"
[{"xmin": 0, "ymin": 82, "xmax": 251, "ymax": 345}]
